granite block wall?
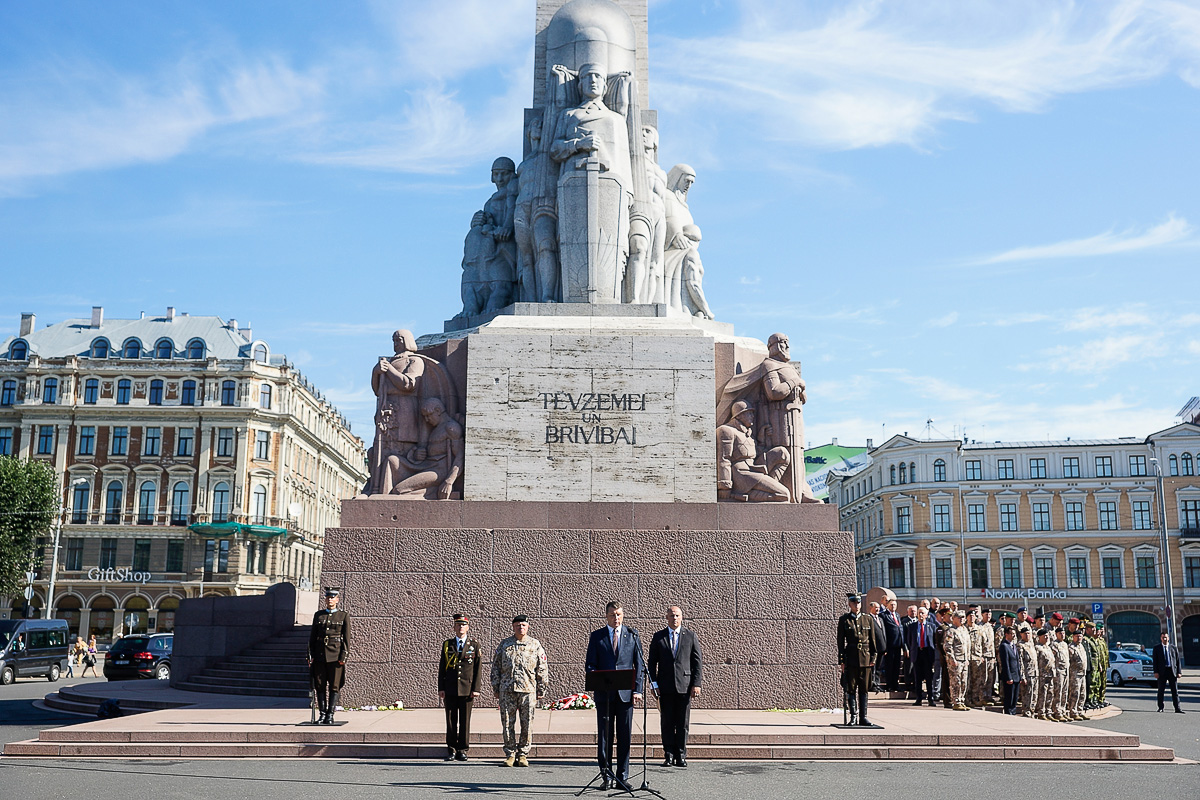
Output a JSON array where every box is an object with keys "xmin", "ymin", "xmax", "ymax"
[{"xmin": 322, "ymin": 502, "xmax": 854, "ymax": 710}]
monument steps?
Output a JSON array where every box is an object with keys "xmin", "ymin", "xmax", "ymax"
[
  {"xmin": 40, "ymin": 684, "xmax": 191, "ymax": 717},
  {"xmin": 171, "ymin": 625, "xmax": 313, "ymax": 699}
]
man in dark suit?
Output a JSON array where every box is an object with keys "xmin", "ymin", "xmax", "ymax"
[
  {"xmin": 585, "ymin": 600, "xmax": 645, "ymax": 790},
  {"xmin": 904, "ymin": 606, "xmax": 936, "ymax": 705},
  {"xmin": 997, "ymin": 626, "xmax": 1023, "ymax": 714},
  {"xmin": 880, "ymin": 599, "xmax": 904, "ymax": 692},
  {"xmin": 648, "ymin": 605, "xmax": 703, "ymax": 768},
  {"xmin": 867, "ymin": 602, "xmax": 887, "ymax": 692},
  {"xmin": 438, "ymin": 612, "xmax": 483, "ymax": 761},
  {"xmin": 1152, "ymin": 631, "xmax": 1184, "ymax": 713}
]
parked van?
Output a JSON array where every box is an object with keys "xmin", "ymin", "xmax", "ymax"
[{"xmin": 0, "ymin": 618, "xmax": 70, "ymax": 684}]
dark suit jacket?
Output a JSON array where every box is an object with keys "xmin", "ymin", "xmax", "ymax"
[
  {"xmin": 867, "ymin": 613, "xmax": 887, "ymax": 655},
  {"xmin": 998, "ymin": 639, "xmax": 1022, "ymax": 683},
  {"xmin": 880, "ymin": 609, "xmax": 904, "ymax": 650},
  {"xmin": 648, "ymin": 627, "xmax": 702, "ymax": 694},
  {"xmin": 438, "ymin": 637, "xmax": 483, "ymax": 697},
  {"xmin": 586, "ymin": 625, "xmax": 645, "ymax": 703},
  {"xmin": 1152, "ymin": 643, "xmax": 1182, "ymax": 678},
  {"xmin": 904, "ymin": 619, "xmax": 935, "ymax": 655}
]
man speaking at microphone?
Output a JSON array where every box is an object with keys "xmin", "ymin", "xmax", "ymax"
[{"xmin": 585, "ymin": 600, "xmax": 645, "ymax": 791}]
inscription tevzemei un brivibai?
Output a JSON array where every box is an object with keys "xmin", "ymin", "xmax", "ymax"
[{"xmin": 538, "ymin": 391, "xmax": 646, "ymax": 445}]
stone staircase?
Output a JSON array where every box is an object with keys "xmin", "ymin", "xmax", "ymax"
[
  {"xmin": 41, "ymin": 684, "xmax": 191, "ymax": 717},
  {"xmin": 173, "ymin": 626, "xmax": 311, "ymax": 698}
]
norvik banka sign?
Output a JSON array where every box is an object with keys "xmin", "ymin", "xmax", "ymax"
[{"xmin": 984, "ymin": 588, "xmax": 1068, "ymax": 600}]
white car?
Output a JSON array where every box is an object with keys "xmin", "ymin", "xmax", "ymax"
[{"xmin": 1108, "ymin": 649, "xmax": 1154, "ymax": 686}]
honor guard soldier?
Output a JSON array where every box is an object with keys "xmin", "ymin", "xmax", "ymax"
[
  {"xmin": 439, "ymin": 613, "xmax": 483, "ymax": 761},
  {"xmin": 308, "ymin": 587, "xmax": 350, "ymax": 725},
  {"xmin": 837, "ymin": 593, "xmax": 877, "ymax": 726}
]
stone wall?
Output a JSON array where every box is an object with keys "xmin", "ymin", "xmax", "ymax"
[{"xmin": 322, "ymin": 500, "xmax": 854, "ymax": 710}]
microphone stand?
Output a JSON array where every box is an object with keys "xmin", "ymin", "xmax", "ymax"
[{"xmin": 611, "ymin": 693, "xmax": 664, "ymax": 799}]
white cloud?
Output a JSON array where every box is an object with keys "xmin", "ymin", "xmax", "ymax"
[
  {"xmin": 739, "ymin": 276, "xmax": 761, "ymax": 285},
  {"xmin": 972, "ymin": 214, "xmax": 1194, "ymax": 265},
  {"xmin": 1062, "ymin": 306, "xmax": 1154, "ymax": 331},
  {"xmin": 655, "ymin": 0, "xmax": 1200, "ymax": 150},
  {"xmin": 0, "ymin": 55, "xmax": 323, "ymax": 195},
  {"xmin": 926, "ymin": 311, "xmax": 959, "ymax": 328},
  {"xmin": 1021, "ymin": 333, "xmax": 1167, "ymax": 374},
  {"xmin": 1187, "ymin": 340, "xmax": 1200, "ymax": 356}
]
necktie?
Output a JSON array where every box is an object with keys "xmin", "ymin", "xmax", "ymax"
[
  {"xmin": 612, "ymin": 627, "xmax": 618, "ymax": 657},
  {"xmin": 457, "ymin": 638, "xmax": 463, "ymax": 653},
  {"xmin": 671, "ymin": 630, "xmax": 678, "ymax": 655},
  {"xmin": 1165, "ymin": 647, "xmax": 1171, "ymax": 668},
  {"xmin": 919, "ymin": 625, "xmax": 925, "ymax": 649}
]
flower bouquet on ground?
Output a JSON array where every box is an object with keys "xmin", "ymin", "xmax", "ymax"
[{"xmin": 546, "ymin": 692, "xmax": 595, "ymax": 710}]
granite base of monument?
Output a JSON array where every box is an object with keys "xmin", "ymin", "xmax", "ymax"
[{"xmin": 321, "ymin": 500, "xmax": 853, "ymax": 710}]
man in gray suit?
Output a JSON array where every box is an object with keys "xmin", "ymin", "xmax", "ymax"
[{"xmin": 648, "ymin": 605, "xmax": 703, "ymax": 767}]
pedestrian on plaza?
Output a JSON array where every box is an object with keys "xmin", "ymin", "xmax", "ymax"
[
  {"xmin": 439, "ymin": 613, "xmax": 483, "ymax": 761},
  {"xmin": 1034, "ymin": 629, "xmax": 1056, "ymax": 720},
  {"xmin": 1151, "ymin": 631, "xmax": 1184, "ymax": 714},
  {"xmin": 943, "ymin": 610, "xmax": 971, "ymax": 711},
  {"xmin": 1066, "ymin": 630, "xmax": 1088, "ymax": 721},
  {"xmin": 491, "ymin": 614, "xmax": 548, "ymax": 768},
  {"xmin": 904, "ymin": 606, "xmax": 936, "ymax": 706},
  {"xmin": 72, "ymin": 635, "xmax": 87, "ymax": 666},
  {"xmin": 997, "ymin": 626, "xmax": 1022, "ymax": 715},
  {"xmin": 1017, "ymin": 625, "xmax": 1038, "ymax": 718},
  {"xmin": 81, "ymin": 647, "xmax": 98, "ymax": 677}
]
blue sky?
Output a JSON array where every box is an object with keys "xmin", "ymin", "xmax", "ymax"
[{"xmin": 2, "ymin": 0, "xmax": 1198, "ymax": 447}]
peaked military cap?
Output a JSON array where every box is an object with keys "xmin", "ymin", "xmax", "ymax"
[
  {"xmin": 323, "ymin": 587, "xmax": 340, "ymax": 598},
  {"xmin": 846, "ymin": 593, "xmax": 861, "ymax": 603},
  {"xmin": 453, "ymin": 613, "xmax": 469, "ymax": 623}
]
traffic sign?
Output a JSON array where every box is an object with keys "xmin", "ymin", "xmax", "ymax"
[
  {"xmin": 1091, "ymin": 603, "xmax": 1103, "ymax": 615},
  {"xmin": 23, "ymin": 584, "xmax": 33, "ymax": 601}
]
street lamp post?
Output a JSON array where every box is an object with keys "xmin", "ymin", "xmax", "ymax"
[{"xmin": 1150, "ymin": 457, "xmax": 1178, "ymax": 643}]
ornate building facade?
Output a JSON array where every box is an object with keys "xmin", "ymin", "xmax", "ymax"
[
  {"xmin": 828, "ymin": 416, "xmax": 1200, "ymax": 663},
  {"xmin": 1, "ymin": 308, "xmax": 367, "ymax": 642}
]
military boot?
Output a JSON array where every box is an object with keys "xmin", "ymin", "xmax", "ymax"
[
  {"xmin": 502, "ymin": 754, "xmax": 516, "ymax": 767},
  {"xmin": 515, "ymin": 754, "xmax": 529, "ymax": 767}
]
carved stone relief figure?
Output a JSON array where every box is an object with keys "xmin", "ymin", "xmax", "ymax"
[
  {"xmin": 627, "ymin": 125, "xmax": 668, "ymax": 304},
  {"xmin": 368, "ymin": 330, "xmax": 461, "ymax": 497},
  {"xmin": 387, "ymin": 398, "xmax": 463, "ymax": 499},
  {"xmin": 662, "ymin": 164, "xmax": 701, "ymax": 313},
  {"xmin": 514, "ymin": 116, "xmax": 561, "ymax": 303},
  {"xmin": 717, "ymin": 332, "xmax": 821, "ymax": 503},
  {"xmin": 459, "ymin": 158, "xmax": 518, "ymax": 318},
  {"xmin": 716, "ymin": 400, "xmax": 791, "ymax": 502},
  {"xmin": 680, "ymin": 235, "xmax": 714, "ymax": 319},
  {"xmin": 549, "ymin": 62, "xmax": 634, "ymax": 304}
]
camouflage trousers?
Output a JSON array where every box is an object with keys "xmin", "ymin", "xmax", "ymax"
[
  {"xmin": 948, "ymin": 660, "xmax": 968, "ymax": 706},
  {"xmin": 967, "ymin": 660, "xmax": 986, "ymax": 706},
  {"xmin": 982, "ymin": 658, "xmax": 997, "ymax": 703},
  {"xmin": 1035, "ymin": 676, "xmax": 1055, "ymax": 717},
  {"xmin": 1068, "ymin": 671, "xmax": 1086, "ymax": 717},
  {"xmin": 1053, "ymin": 671, "xmax": 1069, "ymax": 717},
  {"xmin": 499, "ymin": 690, "xmax": 535, "ymax": 757},
  {"xmin": 1019, "ymin": 674, "xmax": 1038, "ymax": 717}
]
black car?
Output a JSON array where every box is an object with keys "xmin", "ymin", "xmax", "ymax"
[{"xmin": 103, "ymin": 633, "xmax": 173, "ymax": 681}]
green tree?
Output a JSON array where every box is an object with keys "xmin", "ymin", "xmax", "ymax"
[{"xmin": 0, "ymin": 457, "xmax": 58, "ymax": 599}]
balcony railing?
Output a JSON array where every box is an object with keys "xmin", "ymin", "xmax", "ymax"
[{"xmin": 1180, "ymin": 527, "xmax": 1200, "ymax": 541}]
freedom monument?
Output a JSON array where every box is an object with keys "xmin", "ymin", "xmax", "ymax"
[{"xmin": 322, "ymin": 0, "xmax": 854, "ymax": 710}]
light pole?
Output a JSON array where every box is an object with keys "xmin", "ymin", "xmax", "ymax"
[
  {"xmin": 46, "ymin": 479, "xmax": 88, "ymax": 621},
  {"xmin": 1150, "ymin": 457, "xmax": 1178, "ymax": 643}
]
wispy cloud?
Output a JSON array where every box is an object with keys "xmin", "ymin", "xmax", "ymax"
[
  {"xmin": 1062, "ymin": 306, "xmax": 1154, "ymax": 331},
  {"xmin": 656, "ymin": 0, "xmax": 1200, "ymax": 150},
  {"xmin": 971, "ymin": 214, "xmax": 1194, "ymax": 265},
  {"xmin": 1020, "ymin": 332, "xmax": 1167, "ymax": 374},
  {"xmin": 739, "ymin": 276, "xmax": 761, "ymax": 285},
  {"xmin": 926, "ymin": 311, "xmax": 958, "ymax": 328}
]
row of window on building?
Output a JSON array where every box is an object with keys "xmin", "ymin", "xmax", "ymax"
[
  {"xmin": 44, "ymin": 535, "xmax": 316, "ymax": 583},
  {"xmin": 0, "ymin": 424, "xmax": 273, "ymax": 462},
  {"xmin": 873, "ymin": 454, "xmax": 1184, "ymax": 492},
  {"xmin": 1, "ymin": 377, "xmax": 274, "ymax": 408},
  {"xmin": 6, "ymin": 337, "xmax": 269, "ymax": 363},
  {"xmin": 68, "ymin": 479, "xmax": 273, "ymax": 525},
  {"xmin": 875, "ymin": 552, "xmax": 1200, "ymax": 592}
]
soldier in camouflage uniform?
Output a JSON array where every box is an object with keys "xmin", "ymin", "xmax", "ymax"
[
  {"xmin": 943, "ymin": 610, "xmax": 972, "ymax": 711},
  {"xmin": 1082, "ymin": 620, "xmax": 1102, "ymax": 709},
  {"xmin": 978, "ymin": 608, "xmax": 998, "ymax": 705},
  {"xmin": 1067, "ymin": 630, "xmax": 1088, "ymax": 721},
  {"xmin": 1050, "ymin": 628, "xmax": 1070, "ymax": 721},
  {"xmin": 490, "ymin": 614, "xmax": 548, "ymax": 767},
  {"xmin": 1035, "ymin": 630, "xmax": 1056, "ymax": 720},
  {"xmin": 1095, "ymin": 623, "xmax": 1108, "ymax": 707},
  {"xmin": 1017, "ymin": 625, "xmax": 1039, "ymax": 717},
  {"xmin": 965, "ymin": 608, "xmax": 985, "ymax": 707}
]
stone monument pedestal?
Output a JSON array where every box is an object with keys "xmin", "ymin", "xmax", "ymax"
[{"xmin": 322, "ymin": 499, "xmax": 853, "ymax": 710}]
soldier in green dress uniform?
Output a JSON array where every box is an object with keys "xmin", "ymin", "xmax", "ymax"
[
  {"xmin": 308, "ymin": 587, "xmax": 350, "ymax": 725},
  {"xmin": 837, "ymin": 593, "xmax": 877, "ymax": 726},
  {"xmin": 439, "ymin": 612, "xmax": 483, "ymax": 761}
]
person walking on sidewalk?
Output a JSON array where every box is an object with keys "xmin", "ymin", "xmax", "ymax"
[
  {"xmin": 491, "ymin": 614, "xmax": 548, "ymax": 768},
  {"xmin": 439, "ymin": 613, "xmax": 483, "ymax": 761}
]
